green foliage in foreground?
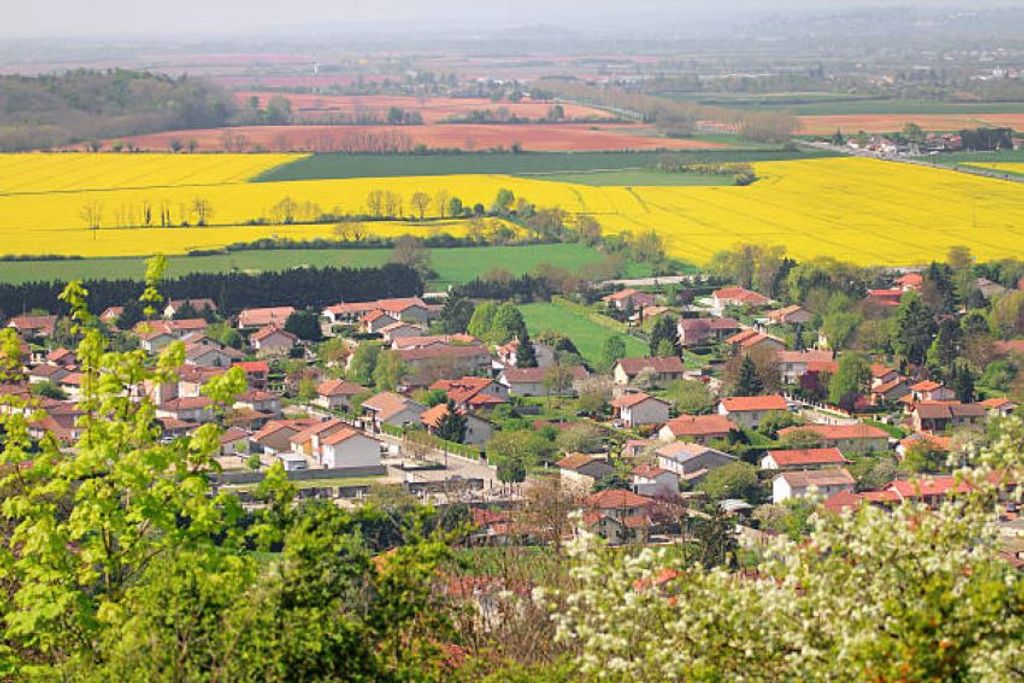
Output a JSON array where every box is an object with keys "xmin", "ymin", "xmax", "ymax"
[
  {"xmin": 0, "ymin": 260, "xmax": 1021, "ymax": 682},
  {"xmin": 0, "ymin": 268, "xmax": 458, "ymax": 681}
]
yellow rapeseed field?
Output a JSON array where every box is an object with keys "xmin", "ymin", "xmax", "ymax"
[
  {"xmin": 964, "ymin": 162, "xmax": 1024, "ymax": 176},
  {"xmin": 0, "ymin": 154, "xmax": 1021, "ymax": 265}
]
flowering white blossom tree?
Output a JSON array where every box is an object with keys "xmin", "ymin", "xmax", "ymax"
[{"xmin": 540, "ymin": 418, "xmax": 1024, "ymax": 681}]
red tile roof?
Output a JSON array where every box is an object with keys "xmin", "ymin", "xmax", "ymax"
[
  {"xmin": 238, "ymin": 306, "xmax": 295, "ymax": 328},
  {"xmin": 585, "ymin": 489, "xmax": 654, "ymax": 510},
  {"xmin": 250, "ymin": 325, "xmax": 297, "ymax": 344},
  {"xmin": 661, "ymin": 414, "xmax": 736, "ymax": 437},
  {"xmin": 767, "ymin": 448, "xmax": 848, "ymax": 467},
  {"xmin": 712, "ymin": 287, "xmax": 770, "ymax": 306},
  {"xmin": 778, "ymin": 423, "xmax": 889, "ymax": 441},
  {"xmin": 611, "ymin": 391, "xmax": 668, "ymax": 409},
  {"xmin": 720, "ymin": 395, "xmax": 787, "ymax": 413},
  {"xmin": 318, "ymin": 378, "xmax": 366, "ymax": 397},
  {"xmin": 616, "ymin": 356, "xmax": 685, "ymax": 376}
]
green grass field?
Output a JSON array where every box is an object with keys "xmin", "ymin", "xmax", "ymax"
[
  {"xmin": 926, "ymin": 149, "xmax": 1024, "ymax": 167},
  {"xmin": 254, "ymin": 149, "xmax": 840, "ymax": 182},
  {"xmin": 0, "ymin": 243, "xmax": 641, "ymax": 288},
  {"xmin": 520, "ymin": 301, "xmax": 647, "ymax": 364},
  {"xmin": 666, "ymin": 93, "xmax": 1024, "ymax": 116}
]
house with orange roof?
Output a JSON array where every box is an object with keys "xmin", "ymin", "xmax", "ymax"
[
  {"xmin": 557, "ymin": 453, "xmax": 614, "ymax": 491},
  {"xmin": 631, "ymin": 463, "xmax": 680, "ymax": 498},
  {"xmin": 379, "ymin": 321, "xmax": 425, "ymax": 344},
  {"xmin": 726, "ymin": 329, "xmax": 786, "ymax": 355},
  {"xmin": 870, "ymin": 363, "xmax": 900, "ymax": 387},
  {"xmin": 611, "ymin": 391, "xmax": 671, "ymax": 428},
  {"xmin": 864, "ymin": 289, "xmax": 903, "ymax": 308},
  {"xmin": 237, "ymin": 306, "xmax": 295, "ymax": 330},
  {"xmin": 361, "ymin": 391, "xmax": 425, "ymax": 432},
  {"xmin": 760, "ymin": 447, "xmax": 849, "ymax": 471},
  {"xmin": 360, "ymin": 309, "xmax": 399, "ymax": 334},
  {"xmin": 655, "ymin": 441, "xmax": 736, "ymax": 481},
  {"xmin": 156, "ymin": 396, "xmax": 214, "ymax": 424},
  {"xmin": 6, "ymin": 314, "xmax": 58, "ymax": 338},
  {"xmin": 601, "ymin": 288, "xmax": 656, "ymax": 312},
  {"xmin": 396, "ymin": 344, "xmax": 492, "ymax": 384},
  {"xmin": 911, "ymin": 401, "xmax": 986, "ymax": 433},
  {"xmin": 315, "ymin": 378, "xmax": 368, "ymax": 411},
  {"xmin": 251, "ymin": 418, "xmax": 319, "ymax": 454},
  {"xmin": 894, "ymin": 272, "xmax": 923, "ymax": 292},
  {"xmin": 823, "ymin": 489, "xmax": 900, "ymax": 514},
  {"xmin": 778, "ymin": 350, "xmax": 836, "ymax": 384},
  {"xmin": 658, "ymin": 414, "xmax": 737, "ymax": 444},
  {"xmin": 980, "ymin": 396, "xmax": 1017, "ymax": 418},
  {"xmin": 319, "ymin": 427, "xmax": 382, "ymax": 469},
  {"xmin": 909, "ymin": 380, "xmax": 956, "ymax": 403},
  {"xmin": 897, "ymin": 432, "xmax": 952, "ymax": 459},
  {"xmin": 885, "ymin": 475, "xmax": 972, "ymax": 508},
  {"xmin": 710, "ymin": 286, "xmax": 771, "ymax": 315},
  {"xmin": 420, "ymin": 402, "xmax": 493, "ymax": 446},
  {"xmin": 765, "ymin": 304, "xmax": 812, "ymax": 326},
  {"xmin": 871, "ymin": 376, "xmax": 910, "ymax": 405},
  {"xmin": 430, "ymin": 376, "xmax": 509, "ymax": 411},
  {"xmin": 249, "ymin": 325, "xmax": 298, "ymax": 356},
  {"xmin": 677, "ymin": 317, "xmax": 741, "ymax": 347},
  {"xmin": 777, "ymin": 423, "xmax": 890, "ymax": 455},
  {"xmin": 583, "ymin": 489, "xmax": 655, "ymax": 545},
  {"xmin": 234, "ymin": 360, "xmax": 270, "ymax": 390},
  {"xmin": 717, "ymin": 394, "xmax": 789, "ymax": 429},
  {"xmin": 498, "ymin": 365, "xmax": 589, "ymax": 397},
  {"xmin": 289, "ymin": 418, "xmax": 348, "ymax": 458},
  {"xmin": 612, "ymin": 357, "xmax": 685, "ymax": 386},
  {"xmin": 772, "ymin": 468, "xmax": 855, "ymax": 504}
]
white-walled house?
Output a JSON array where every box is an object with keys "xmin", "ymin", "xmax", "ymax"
[
  {"xmin": 611, "ymin": 392, "xmax": 671, "ymax": 428},
  {"xmin": 250, "ymin": 325, "xmax": 298, "ymax": 356},
  {"xmin": 319, "ymin": 428, "xmax": 382, "ymax": 469},
  {"xmin": 717, "ymin": 395, "xmax": 789, "ymax": 429},
  {"xmin": 772, "ymin": 468, "xmax": 856, "ymax": 504},
  {"xmin": 631, "ymin": 464, "xmax": 680, "ymax": 498}
]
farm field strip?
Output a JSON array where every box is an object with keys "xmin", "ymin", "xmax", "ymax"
[
  {"xmin": 235, "ymin": 91, "xmax": 616, "ymax": 124},
  {"xmin": 0, "ymin": 156, "xmax": 1021, "ymax": 265},
  {"xmin": 797, "ymin": 112, "xmax": 1024, "ymax": 135},
  {"xmin": 963, "ymin": 162, "xmax": 1024, "ymax": 177},
  {"xmin": 0, "ymin": 243, "xmax": 616, "ymax": 286},
  {"xmin": 112, "ymin": 123, "xmax": 728, "ymax": 153},
  {"xmin": 0, "ymin": 153, "xmax": 302, "ymax": 194}
]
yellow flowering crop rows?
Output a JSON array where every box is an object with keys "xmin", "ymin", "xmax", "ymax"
[
  {"xmin": 964, "ymin": 162, "xmax": 1024, "ymax": 176},
  {"xmin": 0, "ymin": 154, "xmax": 1021, "ymax": 265}
]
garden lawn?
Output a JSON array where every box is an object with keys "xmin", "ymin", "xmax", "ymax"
[{"xmin": 519, "ymin": 301, "xmax": 647, "ymax": 365}]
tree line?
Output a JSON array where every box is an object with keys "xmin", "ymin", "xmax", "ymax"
[
  {"xmin": 0, "ymin": 69, "xmax": 234, "ymax": 152},
  {"xmin": 0, "ymin": 263, "xmax": 422, "ymax": 319}
]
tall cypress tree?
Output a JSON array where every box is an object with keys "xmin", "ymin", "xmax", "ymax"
[
  {"xmin": 735, "ymin": 355, "xmax": 764, "ymax": 396},
  {"xmin": 515, "ymin": 329, "xmax": 538, "ymax": 368},
  {"xmin": 435, "ymin": 400, "xmax": 468, "ymax": 444}
]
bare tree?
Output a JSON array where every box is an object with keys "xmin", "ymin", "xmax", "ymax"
[
  {"xmin": 270, "ymin": 196, "xmax": 297, "ymax": 224},
  {"xmin": 434, "ymin": 190, "xmax": 451, "ymax": 219},
  {"xmin": 383, "ymin": 191, "xmax": 403, "ymax": 218},
  {"xmin": 410, "ymin": 192, "xmax": 431, "ymax": 220},
  {"xmin": 515, "ymin": 474, "xmax": 583, "ymax": 556},
  {"xmin": 366, "ymin": 190, "xmax": 385, "ymax": 218},
  {"xmin": 80, "ymin": 201, "xmax": 103, "ymax": 235},
  {"xmin": 191, "ymin": 198, "xmax": 213, "ymax": 226}
]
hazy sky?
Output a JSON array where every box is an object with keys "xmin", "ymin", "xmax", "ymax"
[{"xmin": 2, "ymin": 0, "xmax": 1020, "ymax": 39}]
